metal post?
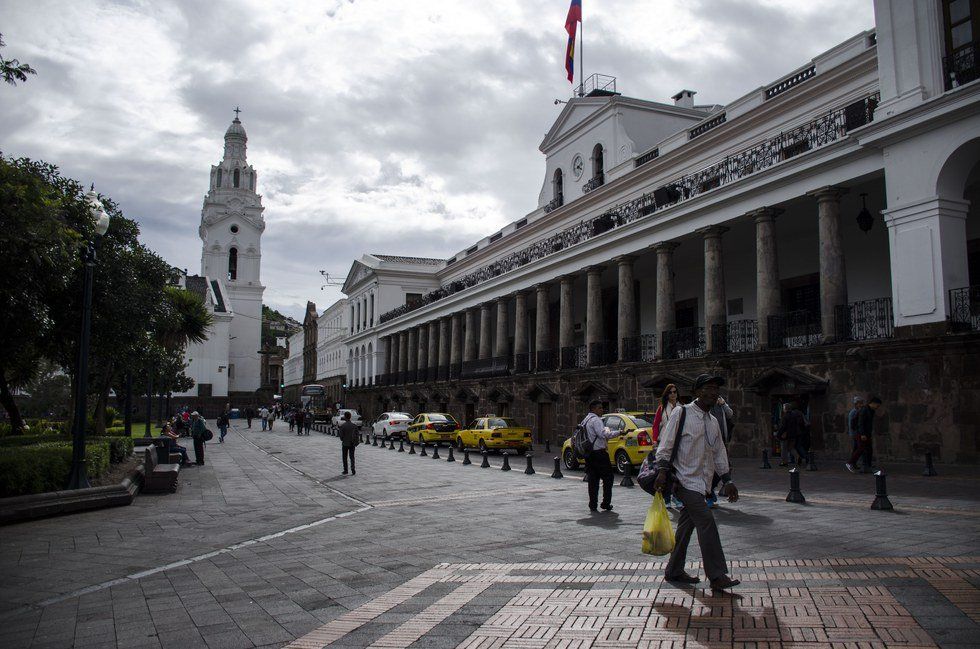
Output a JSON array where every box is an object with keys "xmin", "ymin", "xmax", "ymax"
[
  {"xmin": 462, "ymin": 448, "xmax": 471, "ymax": 465},
  {"xmin": 545, "ymin": 439, "xmax": 551, "ymax": 453},
  {"xmin": 420, "ymin": 442, "xmax": 427, "ymax": 457},
  {"xmin": 761, "ymin": 448, "xmax": 772, "ymax": 469},
  {"xmin": 389, "ymin": 437, "xmax": 395, "ymax": 450},
  {"xmin": 923, "ymin": 452, "xmax": 938, "ymax": 476},
  {"xmin": 785, "ymin": 467, "xmax": 805, "ymax": 503},
  {"xmin": 447, "ymin": 446, "xmax": 455, "ymax": 462},
  {"xmin": 524, "ymin": 453, "xmax": 535, "ymax": 475},
  {"xmin": 551, "ymin": 457, "xmax": 564, "ymax": 479},
  {"xmin": 480, "ymin": 450, "xmax": 490, "ymax": 468},
  {"xmin": 806, "ymin": 451, "xmax": 818, "ymax": 471},
  {"xmin": 123, "ymin": 372, "xmax": 132, "ymax": 436},
  {"xmin": 871, "ymin": 470, "xmax": 894, "ymax": 510},
  {"xmin": 67, "ymin": 243, "xmax": 96, "ymax": 490},
  {"xmin": 398, "ymin": 439, "xmax": 405, "ymax": 452},
  {"xmin": 409, "ymin": 441, "xmax": 416, "ymax": 455},
  {"xmin": 144, "ymin": 374, "xmax": 153, "ymax": 438},
  {"xmin": 431, "ymin": 444, "xmax": 440, "ymax": 460},
  {"xmin": 501, "ymin": 453, "xmax": 511, "ymax": 471},
  {"xmin": 620, "ymin": 461, "xmax": 634, "ymax": 487}
]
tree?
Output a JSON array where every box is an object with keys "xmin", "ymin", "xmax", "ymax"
[{"xmin": 0, "ymin": 34, "xmax": 36, "ymax": 86}]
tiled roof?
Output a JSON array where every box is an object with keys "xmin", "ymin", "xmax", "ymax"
[{"xmin": 373, "ymin": 254, "xmax": 444, "ymax": 266}]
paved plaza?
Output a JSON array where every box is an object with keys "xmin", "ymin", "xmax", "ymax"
[{"xmin": 1, "ymin": 420, "xmax": 978, "ymax": 648}]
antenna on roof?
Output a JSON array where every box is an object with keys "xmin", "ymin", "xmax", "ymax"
[{"xmin": 319, "ymin": 270, "xmax": 344, "ymax": 289}]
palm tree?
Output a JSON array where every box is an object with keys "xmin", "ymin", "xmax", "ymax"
[{"xmin": 156, "ymin": 286, "xmax": 213, "ymax": 350}]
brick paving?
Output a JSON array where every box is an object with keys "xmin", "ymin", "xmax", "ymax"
[{"xmin": 0, "ymin": 419, "xmax": 977, "ymax": 648}]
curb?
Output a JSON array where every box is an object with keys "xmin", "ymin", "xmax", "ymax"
[{"xmin": 0, "ymin": 465, "xmax": 144, "ymax": 526}]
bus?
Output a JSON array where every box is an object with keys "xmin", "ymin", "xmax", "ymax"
[{"xmin": 300, "ymin": 384, "xmax": 329, "ymax": 422}]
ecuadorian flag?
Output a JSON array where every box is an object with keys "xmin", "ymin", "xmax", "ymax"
[{"xmin": 565, "ymin": 0, "xmax": 581, "ymax": 83}]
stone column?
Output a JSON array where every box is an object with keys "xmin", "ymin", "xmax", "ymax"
[
  {"xmin": 417, "ymin": 325, "xmax": 428, "ymax": 379},
  {"xmin": 398, "ymin": 331, "xmax": 408, "ymax": 379},
  {"xmin": 698, "ymin": 226, "xmax": 729, "ymax": 353},
  {"xmin": 586, "ymin": 266, "xmax": 605, "ymax": 364},
  {"xmin": 450, "ymin": 314, "xmax": 462, "ymax": 368},
  {"xmin": 534, "ymin": 283, "xmax": 551, "ymax": 369},
  {"xmin": 654, "ymin": 242, "xmax": 679, "ymax": 335},
  {"xmin": 427, "ymin": 321, "xmax": 439, "ymax": 378},
  {"xmin": 478, "ymin": 303, "xmax": 492, "ymax": 360},
  {"xmin": 494, "ymin": 297, "xmax": 509, "ymax": 359},
  {"xmin": 616, "ymin": 256, "xmax": 637, "ymax": 360},
  {"xmin": 810, "ymin": 186, "xmax": 848, "ymax": 342},
  {"xmin": 513, "ymin": 291, "xmax": 528, "ymax": 365},
  {"xmin": 463, "ymin": 309, "xmax": 477, "ymax": 362},
  {"xmin": 384, "ymin": 336, "xmax": 392, "ymax": 379},
  {"xmin": 558, "ymin": 275, "xmax": 575, "ymax": 354},
  {"xmin": 753, "ymin": 207, "xmax": 783, "ymax": 349},
  {"xmin": 407, "ymin": 327, "xmax": 418, "ymax": 378},
  {"xmin": 438, "ymin": 317, "xmax": 450, "ymax": 376}
]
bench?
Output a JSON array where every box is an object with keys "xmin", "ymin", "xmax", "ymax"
[
  {"xmin": 142, "ymin": 447, "xmax": 180, "ymax": 494},
  {"xmin": 149, "ymin": 438, "xmax": 182, "ymax": 465}
]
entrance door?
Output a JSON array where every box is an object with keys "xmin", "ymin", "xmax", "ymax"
[
  {"xmin": 464, "ymin": 402, "xmax": 476, "ymax": 426},
  {"xmin": 536, "ymin": 402, "xmax": 554, "ymax": 444},
  {"xmin": 768, "ymin": 393, "xmax": 812, "ymax": 456}
]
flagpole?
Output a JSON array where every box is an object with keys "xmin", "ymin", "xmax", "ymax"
[{"xmin": 578, "ymin": 7, "xmax": 584, "ymax": 97}]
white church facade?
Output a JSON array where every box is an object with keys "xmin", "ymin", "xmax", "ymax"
[{"xmin": 175, "ymin": 114, "xmax": 266, "ymax": 400}]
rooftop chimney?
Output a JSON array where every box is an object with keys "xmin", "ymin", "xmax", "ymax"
[{"xmin": 671, "ymin": 89, "xmax": 696, "ymax": 109}]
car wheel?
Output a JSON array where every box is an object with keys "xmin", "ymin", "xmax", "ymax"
[
  {"xmin": 615, "ymin": 449, "xmax": 631, "ymax": 475},
  {"xmin": 563, "ymin": 447, "xmax": 579, "ymax": 470}
]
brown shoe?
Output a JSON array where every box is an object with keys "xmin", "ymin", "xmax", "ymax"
[{"xmin": 710, "ymin": 576, "xmax": 740, "ymax": 590}]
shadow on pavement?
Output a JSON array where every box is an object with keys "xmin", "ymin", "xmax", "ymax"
[{"xmin": 575, "ymin": 511, "xmax": 623, "ymax": 528}]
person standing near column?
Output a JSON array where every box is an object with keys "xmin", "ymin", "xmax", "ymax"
[
  {"xmin": 190, "ymin": 411, "xmax": 207, "ymax": 466},
  {"xmin": 654, "ymin": 374, "xmax": 740, "ymax": 591},
  {"xmin": 846, "ymin": 396, "xmax": 881, "ymax": 473},
  {"xmin": 579, "ymin": 400, "xmax": 623, "ymax": 512},
  {"xmin": 339, "ymin": 411, "xmax": 359, "ymax": 475}
]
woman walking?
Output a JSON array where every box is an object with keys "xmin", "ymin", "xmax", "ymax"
[{"xmin": 652, "ymin": 383, "xmax": 683, "ymax": 509}]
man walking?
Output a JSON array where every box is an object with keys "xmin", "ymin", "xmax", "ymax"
[
  {"xmin": 847, "ymin": 396, "xmax": 863, "ymax": 457},
  {"xmin": 217, "ymin": 407, "xmax": 230, "ymax": 443},
  {"xmin": 245, "ymin": 406, "xmax": 254, "ymax": 429},
  {"xmin": 579, "ymin": 400, "xmax": 624, "ymax": 512},
  {"xmin": 304, "ymin": 408, "xmax": 313, "ymax": 435},
  {"xmin": 777, "ymin": 401, "xmax": 808, "ymax": 466},
  {"xmin": 846, "ymin": 396, "xmax": 881, "ymax": 473},
  {"xmin": 655, "ymin": 373, "xmax": 740, "ymax": 591},
  {"xmin": 338, "ymin": 411, "xmax": 359, "ymax": 475},
  {"xmin": 259, "ymin": 406, "xmax": 269, "ymax": 431},
  {"xmin": 190, "ymin": 411, "xmax": 207, "ymax": 466}
]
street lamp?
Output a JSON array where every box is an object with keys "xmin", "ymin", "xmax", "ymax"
[{"xmin": 67, "ymin": 186, "xmax": 110, "ymax": 490}]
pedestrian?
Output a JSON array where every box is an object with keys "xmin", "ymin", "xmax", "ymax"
[
  {"xmin": 579, "ymin": 399, "xmax": 624, "ymax": 512},
  {"xmin": 190, "ymin": 411, "xmax": 207, "ymax": 466},
  {"xmin": 294, "ymin": 409, "xmax": 304, "ymax": 436},
  {"xmin": 304, "ymin": 409, "xmax": 312, "ymax": 435},
  {"xmin": 245, "ymin": 406, "xmax": 254, "ymax": 429},
  {"xmin": 289, "ymin": 408, "xmax": 296, "ymax": 433},
  {"xmin": 651, "ymin": 383, "xmax": 680, "ymax": 445},
  {"xmin": 847, "ymin": 396, "xmax": 863, "ymax": 457},
  {"xmin": 777, "ymin": 401, "xmax": 809, "ymax": 466},
  {"xmin": 654, "ymin": 373, "xmax": 740, "ymax": 591},
  {"xmin": 217, "ymin": 407, "xmax": 230, "ymax": 443},
  {"xmin": 707, "ymin": 395, "xmax": 735, "ymax": 508},
  {"xmin": 161, "ymin": 423, "xmax": 191, "ymax": 466},
  {"xmin": 846, "ymin": 396, "xmax": 881, "ymax": 473},
  {"xmin": 259, "ymin": 406, "xmax": 269, "ymax": 431},
  {"xmin": 338, "ymin": 411, "xmax": 359, "ymax": 475}
]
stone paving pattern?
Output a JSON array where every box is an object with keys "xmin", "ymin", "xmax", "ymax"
[{"xmin": 0, "ymin": 420, "xmax": 977, "ymax": 648}]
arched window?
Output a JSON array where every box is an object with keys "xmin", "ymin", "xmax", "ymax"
[
  {"xmin": 216, "ymin": 168, "xmax": 222, "ymax": 188},
  {"xmin": 592, "ymin": 143, "xmax": 604, "ymax": 178},
  {"xmin": 249, "ymin": 172, "xmax": 255, "ymax": 190},
  {"xmin": 233, "ymin": 169, "xmax": 240, "ymax": 188},
  {"xmin": 553, "ymin": 168, "xmax": 563, "ymax": 202},
  {"xmin": 228, "ymin": 247, "xmax": 238, "ymax": 280}
]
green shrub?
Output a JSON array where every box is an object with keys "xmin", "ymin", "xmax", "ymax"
[
  {"xmin": 90, "ymin": 436, "xmax": 134, "ymax": 463},
  {"xmin": 0, "ymin": 441, "xmax": 110, "ymax": 497},
  {"xmin": 0, "ymin": 433, "xmax": 65, "ymax": 447}
]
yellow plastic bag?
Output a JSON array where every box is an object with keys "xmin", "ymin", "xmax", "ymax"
[{"xmin": 641, "ymin": 492, "xmax": 675, "ymax": 556}]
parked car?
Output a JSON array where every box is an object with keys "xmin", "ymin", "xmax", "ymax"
[
  {"xmin": 456, "ymin": 416, "xmax": 532, "ymax": 454},
  {"xmin": 561, "ymin": 411, "xmax": 656, "ymax": 473},
  {"xmin": 332, "ymin": 409, "xmax": 362, "ymax": 427},
  {"xmin": 407, "ymin": 413, "xmax": 460, "ymax": 445},
  {"xmin": 372, "ymin": 411, "xmax": 413, "ymax": 438}
]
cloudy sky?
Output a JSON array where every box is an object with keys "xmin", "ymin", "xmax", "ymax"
[{"xmin": 1, "ymin": 0, "xmax": 874, "ymax": 320}]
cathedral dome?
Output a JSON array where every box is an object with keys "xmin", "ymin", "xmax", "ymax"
[{"xmin": 225, "ymin": 117, "xmax": 247, "ymax": 140}]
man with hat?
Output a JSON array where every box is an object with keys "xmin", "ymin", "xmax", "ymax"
[
  {"xmin": 190, "ymin": 411, "xmax": 207, "ymax": 466},
  {"xmin": 654, "ymin": 373, "xmax": 740, "ymax": 591}
]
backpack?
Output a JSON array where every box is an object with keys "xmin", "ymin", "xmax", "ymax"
[
  {"xmin": 637, "ymin": 406, "xmax": 687, "ymax": 496},
  {"xmin": 572, "ymin": 416, "xmax": 595, "ymax": 456}
]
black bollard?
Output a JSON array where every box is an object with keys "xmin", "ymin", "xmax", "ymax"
[
  {"xmin": 398, "ymin": 439, "xmax": 405, "ymax": 453},
  {"xmin": 871, "ymin": 470, "xmax": 894, "ymax": 511},
  {"xmin": 372, "ymin": 434, "xmax": 378, "ymax": 447},
  {"xmin": 409, "ymin": 441, "xmax": 416, "ymax": 455},
  {"xmin": 420, "ymin": 442, "xmax": 428, "ymax": 457},
  {"xmin": 786, "ymin": 467, "xmax": 805, "ymax": 504},
  {"xmin": 620, "ymin": 462, "xmax": 635, "ymax": 488},
  {"xmin": 806, "ymin": 451, "xmax": 818, "ymax": 472},
  {"xmin": 480, "ymin": 450, "xmax": 491, "ymax": 468},
  {"xmin": 501, "ymin": 453, "xmax": 512, "ymax": 471},
  {"xmin": 462, "ymin": 449, "xmax": 472, "ymax": 465},
  {"xmin": 524, "ymin": 453, "xmax": 535, "ymax": 475},
  {"xmin": 431, "ymin": 444, "xmax": 440, "ymax": 460},
  {"xmin": 761, "ymin": 449, "xmax": 772, "ymax": 469},
  {"xmin": 923, "ymin": 452, "xmax": 938, "ymax": 477},
  {"xmin": 551, "ymin": 457, "xmax": 564, "ymax": 479},
  {"xmin": 389, "ymin": 437, "xmax": 396, "ymax": 450},
  {"xmin": 447, "ymin": 446, "xmax": 455, "ymax": 462},
  {"xmin": 545, "ymin": 440, "xmax": 551, "ymax": 453}
]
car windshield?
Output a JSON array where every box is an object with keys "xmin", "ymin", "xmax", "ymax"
[
  {"xmin": 488, "ymin": 418, "xmax": 518, "ymax": 428},
  {"xmin": 627, "ymin": 415, "xmax": 653, "ymax": 428}
]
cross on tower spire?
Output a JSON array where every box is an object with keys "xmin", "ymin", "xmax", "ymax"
[{"xmin": 233, "ymin": 106, "xmax": 241, "ymax": 119}]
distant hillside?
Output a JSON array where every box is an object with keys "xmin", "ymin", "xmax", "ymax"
[{"xmin": 262, "ymin": 305, "xmax": 301, "ymax": 348}]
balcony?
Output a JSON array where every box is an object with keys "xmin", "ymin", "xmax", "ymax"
[
  {"xmin": 543, "ymin": 194, "xmax": 564, "ymax": 214},
  {"xmin": 513, "ymin": 353, "xmax": 531, "ymax": 375},
  {"xmin": 535, "ymin": 349, "xmax": 557, "ymax": 372},
  {"xmin": 588, "ymin": 340, "xmax": 618, "ymax": 367},
  {"xmin": 768, "ymin": 310, "xmax": 821, "ymax": 349},
  {"xmin": 461, "ymin": 357, "xmax": 511, "ymax": 380},
  {"xmin": 561, "ymin": 346, "xmax": 587, "ymax": 369},
  {"xmin": 582, "ymin": 172, "xmax": 605, "ymax": 194},
  {"xmin": 662, "ymin": 327, "xmax": 706, "ymax": 360},
  {"xmin": 944, "ymin": 41, "xmax": 979, "ymax": 90},
  {"xmin": 620, "ymin": 334, "xmax": 657, "ymax": 363},
  {"xmin": 949, "ymin": 286, "xmax": 980, "ymax": 332},
  {"xmin": 710, "ymin": 320, "xmax": 758, "ymax": 353},
  {"xmin": 835, "ymin": 297, "xmax": 894, "ymax": 341}
]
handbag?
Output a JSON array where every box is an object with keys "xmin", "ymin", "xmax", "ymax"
[
  {"xmin": 204, "ymin": 428, "xmax": 214, "ymax": 442},
  {"xmin": 637, "ymin": 406, "xmax": 686, "ymax": 496}
]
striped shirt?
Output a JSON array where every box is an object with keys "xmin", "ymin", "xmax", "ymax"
[{"xmin": 655, "ymin": 402, "xmax": 731, "ymax": 495}]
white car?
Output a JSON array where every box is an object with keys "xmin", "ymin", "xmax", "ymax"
[
  {"xmin": 331, "ymin": 409, "xmax": 362, "ymax": 428},
  {"xmin": 372, "ymin": 412, "xmax": 413, "ymax": 439}
]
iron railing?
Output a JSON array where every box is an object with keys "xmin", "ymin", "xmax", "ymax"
[
  {"xmin": 634, "ymin": 148, "xmax": 659, "ymax": 168},
  {"xmin": 535, "ymin": 349, "xmax": 557, "ymax": 372},
  {"xmin": 514, "ymin": 352, "xmax": 531, "ymax": 375},
  {"xmin": 690, "ymin": 113, "xmax": 727, "ymax": 139},
  {"xmin": 437, "ymin": 366, "xmax": 449, "ymax": 382},
  {"xmin": 944, "ymin": 41, "xmax": 979, "ymax": 90},
  {"xmin": 582, "ymin": 172, "xmax": 605, "ymax": 194},
  {"xmin": 710, "ymin": 320, "xmax": 758, "ymax": 353},
  {"xmin": 560, "ymin": 346, "xmax": 585, "ymax": 369},
  {"xmin": 662, "ymin": 327, "xmax": 705, "ymax": 360},
  {"xmin": 766, "ymin": 65, "xmax": 816, "ymax": 100},
  {"xmin": 768, "ymin": 310, "xmax": 821, "ymax": 349},
  {"xmin": 588, "ymin": 340, "xmax": 617, "ymax": 366},
  {"xmin": 461, "ymin": 357, "xmax": 510, "ymax": 380},
  {"xmin": 449, "ymin": 363, "xmax": 461, "ymax": 381},
  {"xmin": 949, "ymin": 286, "xmax": 980, "ymax": 332},
  {"xmin": 543, "ymin": 194, "xmax": 564, "ymax": 214},
  {"xmin": 378, "ymin": 92, "xmax": 881, "ymax": 325},
  {"xmin": 835, "ymin": 297, "xmax": 894, "ymax": 341}
]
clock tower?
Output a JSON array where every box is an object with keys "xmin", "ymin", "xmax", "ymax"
[{"xmin": 199, "ymin": 110, "xmax": 265, "ymax": 393}]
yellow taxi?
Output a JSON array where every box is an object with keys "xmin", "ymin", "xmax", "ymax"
[
  {"xmin": 407, "ymin": 413, "xmax": 460, "ymax": 445},
  {"xmin": 455, "ymin": 415, "xmax": 533, "ymax": 454},
  {"xmin": 562, "ymin": 410, "xmax": 657, "ymax": 474}
]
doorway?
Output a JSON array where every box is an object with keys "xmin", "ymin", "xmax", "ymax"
[
  {"xmin": 464, "ymin": 402, "xmax": 476, "ymax": 426},
  {"xmin": 768, "ymin": 393, "xmax": 812, "ymax": 456},
  {"xmin": 536, "ymin": 401, "xmax": 554, "ymax": 444}
]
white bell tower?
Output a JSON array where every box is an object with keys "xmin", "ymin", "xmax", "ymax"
[{"xmin": 199, "ymin": 108, "xmax": 265, "ymax": 393}]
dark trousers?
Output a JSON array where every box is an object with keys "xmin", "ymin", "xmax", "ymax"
[
  {"xmin": 666, "ymin": 486, "xmax": 729, "ymax": 581},
  {"xmin": 849, "ymin": 437, "xmax": 873, "ymax": 468},
  {"xmin": 246, "ymin": 417, "xmax": 252, "ymax": 428},
  {"xmin": 342, "ymin": 445, "xmax": 356, "ymax": 473},
  {"xmin": 585, "ymin": 450, "xmax": 613, "ymax": 509},
  {"xmin": 193, "ymin": 437, "xmax": 205, "ymax": 465}
]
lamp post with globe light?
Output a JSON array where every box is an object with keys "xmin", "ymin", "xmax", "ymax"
[{"xmin": 66, "ymin": 186, "xmax": 111, "ymax": 490}]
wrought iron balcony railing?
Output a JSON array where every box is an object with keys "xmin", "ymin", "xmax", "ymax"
[
  {"xmin": 768, "ymin": 310, "xmax": 821, "ymax": 349},
  {"xmin": 560, "ymin": 346, "xmax": 587, "ymax": 369},
  {"xmin": 620, "ymin": 333, "xmax": 657, "ymax": 363},
  {"xmin": 582, "ymin": 172, "xmax": 605, "ymax": 194},
  {"xmin": 513, "ymin": 352, "xmax": 531, "ymax": 375},
  {"xmin": 377, "ymin": 92, "xmax": 881, "ymax": 325},
  {"xmin": 588, "ymin": 340, "xmax": 618, "ymax": 367},
  {"xmin": 710, "ymin": 320, "xmax": 758, "ymax": 354},
  {"xmin": 461, "ymin": 357, "xmax": 511, "ymax": 380},
  {"xmin": 543, "ymin": 194, "xmax": 564, "ymax": 214},
  {"xmin": 437, "ymin": 366, "xmax": 449, "ymax": 382},
  {"xmin": 944, "ymin": 41, "xmax": 979, "ymax": 90},
  {"xmin": 449, "ymin": 363, "xmax": 462, "ymax": 381},
  {"xmin": 949, "ymin": 286, "xmax": 980, "ymax": 333},
  {"xmin": 661, "ymin": 327, "xmax": 706, "ymax": 360},
  {"xmin": 835, "ymin": 297, "xmax": 894, "ymax": 341},
  {"xmin": 535, "ymin": 349, "xmax": 557, "ymax": 372}
]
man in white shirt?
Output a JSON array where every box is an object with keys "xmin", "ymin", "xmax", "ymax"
[
  {"xmin": 654, "ymin": 374, "xmax": 740, "ymax": 590},
  {"xmin": 580, "ymin": 399, "xmax": 624, "ymax": 512}
]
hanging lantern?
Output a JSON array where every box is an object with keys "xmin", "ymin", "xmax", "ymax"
[{"xmin": 856, "ymin": 193, "xmax": 874, "ymax": 233}]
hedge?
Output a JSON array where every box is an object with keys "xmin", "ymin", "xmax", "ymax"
[
  {"xmin": 0, "ymin": 434, "xmax": 134, "ymax": 464},
  {"xmin": 0, "ymin": 441, "xmax": 110, "ymax": 497}
]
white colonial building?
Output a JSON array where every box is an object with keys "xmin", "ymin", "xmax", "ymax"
[
  {"xmin": 283, "ymin": 330, "xmax": 304, "ymax": 391},
  {"xmin": 176, "ymin": 114, "xmax": 266, "ymax": 398},
  {"xmin": 339, "ymin": 0, "xmax": 980, "ymax": 463},
  {"xmin": 316, "ymin": 298, "xmax": 349, "ymax": 403}
]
